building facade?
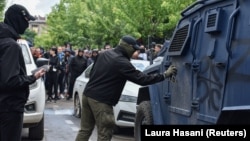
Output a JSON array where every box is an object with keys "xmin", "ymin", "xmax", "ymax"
[{"xmin": 29, "ymin": 16, "xmax": 46, "ymax": 35}]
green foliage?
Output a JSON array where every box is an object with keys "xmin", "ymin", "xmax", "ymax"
[
  {"xmin": 0, "ymin": 0, "xmax": 5, "ymax": 21},
  {"xmin": 36, "ymin": 0, "xmax": 196, "ymax": 49},
  {"xmin": 34, "ymin": 32, "xmax": 54, "ymax": 49},
  {"xmin": 21, "ymin": 29, "xmax": 37, "ymax": 46}
]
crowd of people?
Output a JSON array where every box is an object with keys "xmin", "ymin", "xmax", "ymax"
[
  {"xmin": 30, "ymin": 43, "xmax": 98, "ymax": 102},
  {"xmin": 131, "ymin": 43, "xmax": 163, "ymax": 60},
  {"xmin": 29, "ymin": 42, "xmax": 164, "ymax": 102}
]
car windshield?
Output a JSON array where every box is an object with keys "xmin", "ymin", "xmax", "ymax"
[{"xmin": 19, "ymin": 43, "xmax": 32, "ymax": 64}]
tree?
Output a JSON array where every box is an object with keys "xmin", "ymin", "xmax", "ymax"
[
  {"xmin": 0, "ymin": 0, "xmax": 5, "ymax": 21},
  {"xmin": 21, "ymin": 29, "xmax": 37, "ymax": 46},
  {"xmin": 36, "ymin": 0, "xmax": 196, "ymax": 49}
]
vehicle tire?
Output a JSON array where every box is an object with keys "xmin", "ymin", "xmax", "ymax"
[
  {"xmin": 134, "ymin": 101, "xmax": 153, "ymax": 141},
  {"xmin": 29, "ymin": 115, "xmax": 44, "ymax": 140},
  {"xmin": 74, "ymin": 94, "xmax": 81, "ymax": 118}
]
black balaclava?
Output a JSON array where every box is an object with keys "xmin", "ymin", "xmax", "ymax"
[
  {"xmin": 119, "ymin": 39, "xmax": 136, "ymax": 58},
  {"xmin": 118, "ymin": 35, "xmax": 140, "ymax": 58},
  {"xmin": 4, "ymin": 4, "xmax": 35, "ymax": 34}
]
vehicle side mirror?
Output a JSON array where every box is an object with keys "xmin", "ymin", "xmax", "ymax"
[{"xmin": 36, "ymin": 58, "xmax": 49, "ymax": 67}]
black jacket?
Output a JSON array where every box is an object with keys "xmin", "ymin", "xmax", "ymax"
[
  {"xmin": 69, "ymin": 55, "xmax": 87, "ymax": 77},
  {"xmin": 84, "ymin": 46, "xmax": 165, "ymax": 106},
  {"xmin": 48, "ymin": 55, "xmax": 60, "ymax": 73},
  {"xmin": 0, "ymin": 23, "xmax": 36, "ymax": 112}
]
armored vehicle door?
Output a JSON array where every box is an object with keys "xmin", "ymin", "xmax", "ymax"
[
  {"xmin": 166, "ymin": 21, "xmax": 194, "ymax": 124},
  {"xmin": 191, "ymin": 0, "xmax": 238, "ymax": 124},
  {"xmin": 166, "ymin": 0, "xmax": 238, "ymax": 124}
]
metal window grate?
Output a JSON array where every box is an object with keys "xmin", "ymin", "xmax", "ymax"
[{"xmin": 168, "ymin": 24, "xmax": 190, "ymax": 56}]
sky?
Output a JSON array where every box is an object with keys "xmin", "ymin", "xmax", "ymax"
[{"xmin": 5, "ymin": 0, "xmax": 60, "ymax": 17}]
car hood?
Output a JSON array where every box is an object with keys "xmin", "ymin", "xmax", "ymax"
[{"xmin": 122, "ymin": 81, "xmax": 141, "ymax": 97}]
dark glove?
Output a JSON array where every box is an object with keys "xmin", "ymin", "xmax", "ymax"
[{"xmin": 164, "ymin": 65, "xmax": 177, "ymax": 78}]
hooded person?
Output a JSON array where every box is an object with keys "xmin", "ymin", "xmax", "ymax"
[
  {"xmin": 67, "ymin": 48, "xmax": 88, "ymax": 100},
  {"xmin": 0, "ymin": 4, "xmax": 45, "ymax": 141},
  {"xmin": 87, "ymin": 49, "xmax": 99, "ymax": 66},
  {"xmin": 3, "ymin": 4, "xmax": 36, "ymax": 36},
  {"xmin": 75, "ymin": 35, "xmax": 177, "ymax": 141},
  {"xmin": 118, "ymin": 35, "xmax": 140, "ymax": 58}
]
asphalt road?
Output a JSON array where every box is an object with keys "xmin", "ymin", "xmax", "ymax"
[{"xmin": 22, "ymin": 97, "xmax": 135, "ymax": 141}]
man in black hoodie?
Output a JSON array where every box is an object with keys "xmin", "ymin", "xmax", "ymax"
[
  {"xmin": 68, "ymin": 49, "xmax": 87, "ymax": 100},
  {"xmin": 75, "ymin": 35, "xmax": 177, "ymax": 141},
  {"xmin": 0, "ymin": 4, "xmax": 45, "ymax": 141}
]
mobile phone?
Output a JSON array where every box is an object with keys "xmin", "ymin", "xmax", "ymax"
[{"xmin": 31, "ymin": 65, "xmax": 50, "ymax": 74}]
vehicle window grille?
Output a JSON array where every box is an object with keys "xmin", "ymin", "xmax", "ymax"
[
  {"xmin": 207, "ymin": 14, "xmax": 217, "ymax": 28},
  {"xmin": 167, "ymin": 24, "xmax": 190, "ymax": 56},
  {"xmin": 205, "ymin": 9, "xmax": 221, "ymax": 33}
]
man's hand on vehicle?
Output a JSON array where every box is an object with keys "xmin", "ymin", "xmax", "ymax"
[{"xmin": 164, "ymin": 65, "xmax": 177, "ymax": 78}]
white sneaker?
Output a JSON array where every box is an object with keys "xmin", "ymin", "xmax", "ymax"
[{"xmin": 60, "ymin": 94, "xmax": 65, "ymax": 99}]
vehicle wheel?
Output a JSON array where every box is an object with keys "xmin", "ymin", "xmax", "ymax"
[
  {"xmin": 74, "ymin": 94, "xmax": 81, "ymax": 118},
  {"xmin": 29, "ymin": 115, "xmax": 44, "ymax": 140},
  {"xmin": 134, "ymin": 101, "xmax": 153, "ymax": 141}
]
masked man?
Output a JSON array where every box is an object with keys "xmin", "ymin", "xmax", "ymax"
[
  {"xmin": 0, "ymin": 4, "xmax": 45, "ymax": 141},
  {"xmin": 75, "ymin": 35, "xmax": 177, "ymax": 141}
]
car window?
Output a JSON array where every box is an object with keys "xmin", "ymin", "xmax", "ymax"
[{"xmin": 19, "ymin": 43, "xmax": 32, "ymax": 64}]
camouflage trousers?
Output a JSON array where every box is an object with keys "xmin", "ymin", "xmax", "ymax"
[{"xmin": 75, "ymin": 95, "xmax": 115, "ymax": 141}]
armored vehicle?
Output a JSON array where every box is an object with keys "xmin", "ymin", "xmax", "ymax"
[{"xmin": 135, "ymin": 0, "xmax": 250, "ymax": 140}]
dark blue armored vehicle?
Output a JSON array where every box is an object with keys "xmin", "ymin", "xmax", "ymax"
[{"xmin": 135, "ymin": 0, "xmax": 250, "ymax": 139}]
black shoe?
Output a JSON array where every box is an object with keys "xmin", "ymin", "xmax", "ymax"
[
  {"xmin": 54, "ymin": 96, "xmax": 60, "ymax": 100},
  {"xmin": 66, "ymin": 97, "xmax": 72, "ymax": 100},
  {"xmin": 46, "ymin": 96, "xmax": 52, "ymax": 102},
  {"xmin": 53, "ymin": 97, "xmax": 57, "ymax": 103}
]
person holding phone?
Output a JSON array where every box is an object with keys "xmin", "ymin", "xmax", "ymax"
[{"xmin": 0, "ymin": 4, "xmax": 45, "ymax": 141}]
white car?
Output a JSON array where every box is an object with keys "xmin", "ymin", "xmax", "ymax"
[
  {"xmin": 18, "ymin": 39, "xmax": 46, "ymax": 140},
  {"xmin": 73, "ymin": 59, "xmax": 150, "ymax": 131}
]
